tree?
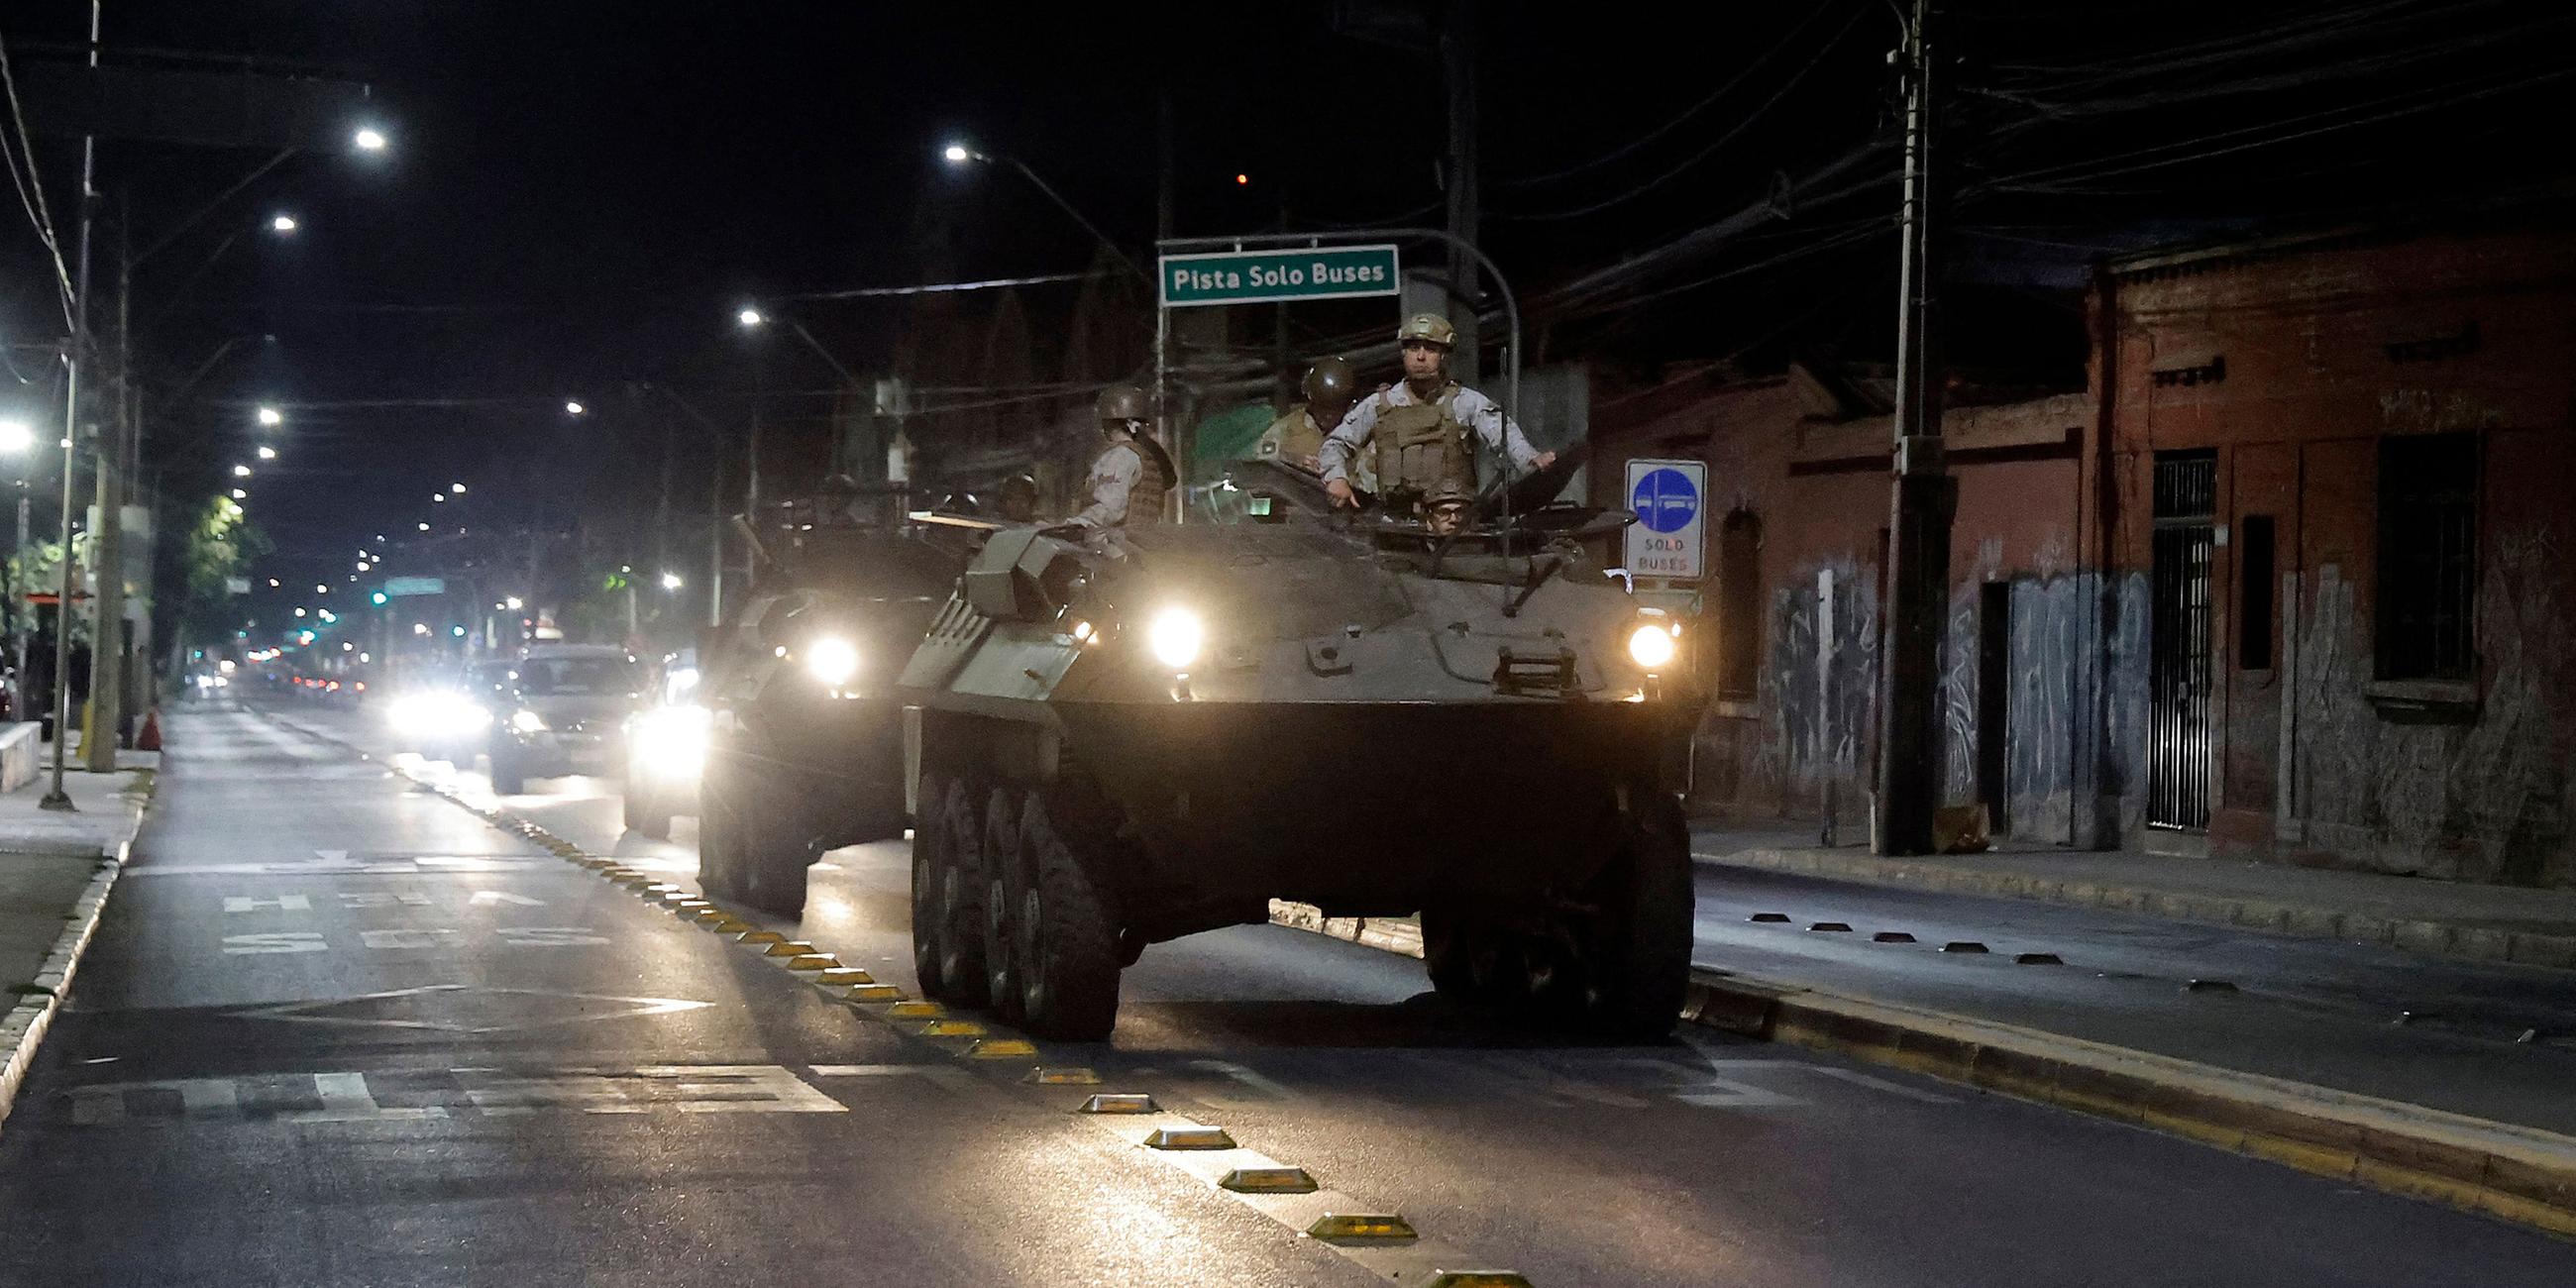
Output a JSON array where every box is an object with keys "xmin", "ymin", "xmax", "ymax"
[{"xmin": 176, "ymin": 495, "xmax": 270, "ymax": 648}]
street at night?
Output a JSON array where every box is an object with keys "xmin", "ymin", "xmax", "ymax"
[{"xmin": 5, "ymin": 3, "xmax": 2576, "ymax": 1285}]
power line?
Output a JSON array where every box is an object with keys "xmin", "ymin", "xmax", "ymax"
[{"xmin": 0, "ymin": 29, "xmax": 74, "ymax": 328}]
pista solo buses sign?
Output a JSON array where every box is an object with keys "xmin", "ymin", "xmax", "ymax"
[
  {"xmin": 1623, "ymin": 458, "xmax": 1707, "ymax": 582},
  {"xmin": 1159, "ymin": 244, "xmax": 1402, "ymax": 308}
]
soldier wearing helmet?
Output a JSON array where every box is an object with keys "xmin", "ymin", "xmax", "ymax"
[
  {"xmin": 1255, "ymin": 357, "xmax": 1360, "ymax": 476},
  {"xmin": 1319, "ymin": 312, "xmax": 1554, "ymax": 511},
  {"xmin": 996, "ymin": 471, "xmax": 1038, "ymax": 523},
  {"xmin": 1073, "ymin": 382, "xmax": 1174, "ymax": 528},
  {"xmin": 1421, "ymin": 477, "xmax": 1474, "ymax": 537}
]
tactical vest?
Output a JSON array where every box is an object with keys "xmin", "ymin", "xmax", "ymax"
[
  {"xmin": 1369, "ymin": 384, "xmax": 1473, "ymax": 496},
  {"xmin": 1260, "ymin": 404, "xmax": 1326, "ymax": 465},
  {"xmin": 1109, "ymin": 440, "xmax": 1169, "ymax": 525}
]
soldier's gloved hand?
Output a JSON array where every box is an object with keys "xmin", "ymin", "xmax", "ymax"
[
  {"xmin": 1534, "ymin": 451, "xmax": 1557, "ymax": 470},
  {"xmin": 1325, "ymin": 479, "xmax": 1357, "ymax": 508}
]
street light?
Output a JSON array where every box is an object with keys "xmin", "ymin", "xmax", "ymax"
[
  {"xmin": 232, "ymin": 464, "xmax": 253, "ymax": 478},
  {"xmin": 432, "ymin": 492, "xmax": 446, "ymax": 502},
  {"xmin": 564, "ymin": 399, "xmax": 586, "ymax": 415},
  {"xmin": 660, "ymin": 572, "xmax": 684, "ymax": 591},
  {"xmin": 354, "ymin": 127, "xmax": 389, "ymax": 153},
  {"xmin": 0, "ymin": 418, "xmax": 31, "ymax": 454},
  {"xmin": 257, "ymin": 445, "xmax": 276, "ymax": 460},
  {"xmin": 230, "ymin": 488, "xmax": 247, "ymax": 499},
  {"xmin": 256, "ymin": 405, "xmax": 283, "ymax": 426},
  {"xmin": 449, "ymin": 482, "xmax": 466, "ymax": 493},
  {"xmin": 736, "ymin": 307, "xmax": 765, "ymax": 328},
  {"xmin": 269, "ymin": 213, "xmax": 298, "ymax": 234},
  {"xmin": 505, "ymin": 595, "xmax": 524, "ymax": 610},
  {"xmin": 416, "ymin": 521, "xmax": 430, "ymax": 531},
  {"xmin": 938, "ymin": 140, "xmax": 1147, "ymax": 285}
]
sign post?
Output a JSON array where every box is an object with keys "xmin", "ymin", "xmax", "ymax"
[{"xmin": 1623, "ymin": 459, "xmax": 1706, "ymax": 583}]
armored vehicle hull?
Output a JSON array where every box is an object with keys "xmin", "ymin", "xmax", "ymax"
[{"xmin": 901, "ymin": 492, "xmax": 1697, "ymax": 1040}]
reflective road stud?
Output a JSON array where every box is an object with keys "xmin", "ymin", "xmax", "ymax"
[
  {"xmin": 809, "ymin": 968, "xmax": 874, "ymax": 986},
  {"xmin": 1220, "ymin": 1166, "xmax": 1319, "ymax": 1194},
  {"xmin": 884, "ymin": 1001, "xmax": 942, "ymax": 1020},
  {"xmin": 840, "ymin": 985, "xmax": 906, "ymax": 1003},
  {"xmin": 1304, "ymin": 1213, "xmax": 1418, "ymax": 1243},
  {"xmin": 1078, "ymin": 1094, "xmax": 1158, "ymax": 1115},
  {"xmin": 760, "ymin": 940, "xmax": 817, "ymax": 957},
  {"xmin": 965, "ymin": 1039, "xmax": 1037, "ymax": 1060},
  {"xmin": 782, "ymin": 954, "xmax": 840, "ymax": 971},
  {"xmin": 734, "ymin": 930, "xmax": 787, "ymax": 945},
  {"xmin": 1143, "ymin": 1127, "xmax": 1235, "ymax": 1150},
  {"xmin": 918, "ymin": 1020, "xmax": 986, "ymax": 1037},
  {"xmin": 1026, "ymin": 1067, "xmax": 1100, "ymax": 1086}
]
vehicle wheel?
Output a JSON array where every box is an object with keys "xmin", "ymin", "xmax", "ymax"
[
  {"xmin": 697, "ymin": 767, "xmax": 743, "ymax": 901},
  {"xmin": 978, "ymin": 786, "xmax": 1025, "ymax": 1022},
  {"xmin": 1010, "ymin": 788, "xmax": 1122, "ymax": 1041},
  {"xmin": 625, "ymin": 784, "xmax": 673, "ymax": 840},
  {"xmin": 489, "ymin": 756, "xmax": 526, "ymax": 796},
  {"xmin": 735, "ymin": 795, "xmax": 809, "ymax": 917},
  {"xmin": 1578, "ymin": 792, "xmax": 1693, "ymax": 1039},
  {"xmin": 911, "ymin": 771, "xmax": 950, "ymax": 997},
  {"xmin": 1422, "ymin": 910, "xmax": 1527, "ymax": 1006},
  {"xmin": 931, "ymin": 777, "xmax": 991, "ymax": 1006}
]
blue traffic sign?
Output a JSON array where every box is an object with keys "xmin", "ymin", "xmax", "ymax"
[{"xmin": 1631, "ymin": 468, "xmax": 1700, "ymax": 534}]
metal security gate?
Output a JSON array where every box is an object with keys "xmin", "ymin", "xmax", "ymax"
[{"xmin": 2148, "ymin": 454, "xmax": 2215, "ymax": 830}]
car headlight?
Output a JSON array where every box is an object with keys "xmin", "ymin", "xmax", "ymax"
[
  {"xmin": 1627, "ymin": 622, "xmax": 1677, "ymax": 670},
  {"xmin": 804, "ymin": 636, "xmax": 860, "ymax": 688},
  {"xmin": 510, "ymin": 708, "xmax": 547, "ymax": 734},
  {"xmin": 632, "ymin": 705, "xmax": 710, "ymax": 780},
  {"xmin": 1146, "ymin": 606, "xmax": 1204, "ymax": 670}
]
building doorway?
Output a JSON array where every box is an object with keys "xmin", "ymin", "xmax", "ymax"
[{"xmin": 2148, "ymin": 452, "xmax": 2216, "ymax": 831}]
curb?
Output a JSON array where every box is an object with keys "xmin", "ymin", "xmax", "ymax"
[
  {"xmin": 1694, "ymin": 846, "xmax": 2576, "ymax": 974},
  {"xmin": 0, "ymin": 778, "xmax": 155, "ymax": 1143},
  {"xmin": 1270, "ymin": 901, "xmax": 2576, "ymax": 1241}
]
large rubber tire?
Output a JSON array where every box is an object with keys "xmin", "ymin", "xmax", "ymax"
[
  {"xmin": 978, "ymin": 787, "xmax": 1026, "ymax": 1023},
  {"xmin": 696, "ymin": 766, "xmax": 744, "ymax": 901},
  {"xmin": 1582, "ymin": 793, "xmax": 1694, "ymax": 1039},
  {"xmin": 625, "ymin": 783, "xmax": 673, "ymax": 840},
  {"xmin": 735, "ymin": 795, "xmax": 810, "ymax": 918},
  {"xmin": 1421, "ymin": 910, "xmax": 1529, "ymax": 1007},
  {"xmin": 931, "ymin": 777, "xmax": 991, "ymax": 1006},
  {"xmin": 1010, "ymin": 788, "xmax": 1122, "ymax": 1041},
  {"xmin": 489, "ymin": 755, "xmax": 526, "ymax": 797},
  {"xmin": 911, "ymin": 771, "xmax": 950, "ymax": 997}
]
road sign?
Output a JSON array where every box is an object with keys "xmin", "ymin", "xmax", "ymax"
[
  {"xmin": 382, "ymin": 576, "xmax": 446, "ymax": 597},
  {"xmin": 1623, "ymin": 459, "xmax": 1706, "ymax": 582},
  {"xmin": 1159, "ymin": 244, "xmax": 1401, "ymax": 308}
]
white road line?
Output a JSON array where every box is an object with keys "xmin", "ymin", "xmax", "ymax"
[
  {"xmin": 808, "ymin": 1064, "xmax": 982, "ymax": 1094},
  {"xmin": 224, "ymin": 895, "xmax": 312, "ymax": 913}
]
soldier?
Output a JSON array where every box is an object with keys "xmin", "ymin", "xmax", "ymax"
[
  {"xmin": 1073, "ymin": 383, "xmax": 1174, "ymax": 528},
  {"xmin": 1255, "ymin": 357, "xmax": 1358, "ymax": 474},
  {"xmin": 1421, "ymin": 478, "xmax": 1474, "ymax": 537},
  {"xmin": 1320, "ymin": 312, "xmax": 1555, "ymax": 510},
  {"xmin": 996, "ymin": 471, "xmax": 1038, "ymax": 524}
]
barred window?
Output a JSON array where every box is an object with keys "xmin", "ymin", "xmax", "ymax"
[{"xmin": 2375, "ymin": 434, "xmax": 2477, "ymax": 682}]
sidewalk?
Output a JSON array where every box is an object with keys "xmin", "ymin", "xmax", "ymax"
[
  {"xmin": 1691, "ymin": 825, "xmax": 2576, "ymax": 971},
  {"xmin": 1, "ymin": 736, "xmax": 160, "ymax": 1139}
]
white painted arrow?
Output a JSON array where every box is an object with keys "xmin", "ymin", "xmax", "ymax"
[{"xmin": 469, "ymin": 890, "xmax": 546, "ymax": 907}]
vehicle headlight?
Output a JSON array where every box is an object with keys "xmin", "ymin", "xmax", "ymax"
[
  {"xmin": 1627, "ymin": 622, "xmax": 1677, "ymax": 670},
  {"xmin": 805, "ymin": 636, "xmax": 860, "ymax": 688},
  {"xmin": 632, "ymin": 705, "xmax": 710, "ymax": 780},
  {"xmin": 1146, "ymin": 606, "xmax": 1204, "ymax": 670},
  {"xmin": 510, "ymin": 708, "xmax": 547, "ymax": 734}
]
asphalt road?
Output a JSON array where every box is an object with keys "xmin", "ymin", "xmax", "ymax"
[{"xmin": 1, "ymin": 700, "xmax": 2568, "ymax": 1286}]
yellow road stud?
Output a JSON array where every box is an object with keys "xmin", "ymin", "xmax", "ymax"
[
  {"xmin": 674, "ymin": 900, "xmax": 712, "ymax": 912},
  {"xmin": 782, "ymin": 954, "xmax": 840, "ymax": 971},
  {"xmin": 734, "ymin": 930, "xmax": 787, "ymax": 944},
  {"xmin": 761, "ymin": 940, "xmax": 817, "ymax": 957},
  {"xmin": 966, "ymin": 1039, "xmax": 1038, "ymax": 1059},
  {"xmin": 1417, "ymin": 1274, "xmax": 1535, "ymax": 1288},
  {"xmin": 705, "ymin": 918, "xmax": 752, "ymax": 933},
  {"xmin": 810, "ymin": 968, "xmax": 874, "ymax": 986},
  {"xmin": 1219, "ymin": 1167, "xmax": 1319, "ymax": 1195},
  {"xmin": 1143, "ymin": 1127, "xmax": 1235, "ymax": 1150},
  {"xmin": 1077, "ymin": 1093, "xmax": 1157, "ymax": 1115},
  {"xmin": 1304, "ymin": 1214, "xmax": 1417, "ymax": 1244},
  {"xmin": 918, "ymin": 1020, "xmax": 987, "ymax": 1037},
  {"xmin": 841, "ymin": 984, "xmax": 906, "ymax": 1003},
  {"xmin": 1025, "ymin": 1067, "xmax": 1101, "ymax": 1086},
  {"xmin": 885, "ymin": 1001, "xmax": 943, "ymax": 1020}
]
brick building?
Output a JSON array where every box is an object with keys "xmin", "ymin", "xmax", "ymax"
[{"xmin": 1593, "ymin": 210, "xmax": 2576, "ymax": 887}]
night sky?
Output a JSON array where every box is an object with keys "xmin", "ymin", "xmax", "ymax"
[{"xmin": 0, "ymin": 1, "xmax": 2565, "ymax": 641}]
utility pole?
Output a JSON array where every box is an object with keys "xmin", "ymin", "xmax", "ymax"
[
  {"xmin": 42, "ymin": 2, "xmax": 102, "ymax": 811},
  {"xmin": 1873, "ymin": 0, "xmax": 1955, "ymax": 856},
  {"xmin": 1441, "ymin": 0, "xmax": 1482, "ymax": 386},
  {"xmin": 85, "ymin": 193, "xmax": 132, "ymax": 773}
]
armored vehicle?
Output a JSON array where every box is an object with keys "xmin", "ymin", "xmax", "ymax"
[
  {"xmin": 898, "ymin": 461, "xmax": 1697, "ymax": 1040},
  {"xmin": 691, "ymin": 492, "xmax": 972, "ymax": 914}
]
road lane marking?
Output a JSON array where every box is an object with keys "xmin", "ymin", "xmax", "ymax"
[
  {"xmin": 361, "ymin": 928, "xmax": 461, "ymax": 950},
  {"xmin": 492, "ymin": 925, "xmax": 609, "ymax": 946},
  {"xmin": 59, "ymin": 1066, "xmax": 838, "ymax": 1124},
  {"xmin": 339, "ymin": 891, "xmax": 434, "ymax": 909},
  {"xmin": 221, "ymin": 932, "xmax": 328, "ymax": 954},
  {"xmin": 808, "ymin": 1064, "xmax": 997, "ymax": 1095},
  {"xmin": 469, "ymin": 890, "xmax": 546, "ymax": 906},
  {"xmin": 224, "ymin": 895, "xmax": 311, "ymax": 912}
]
